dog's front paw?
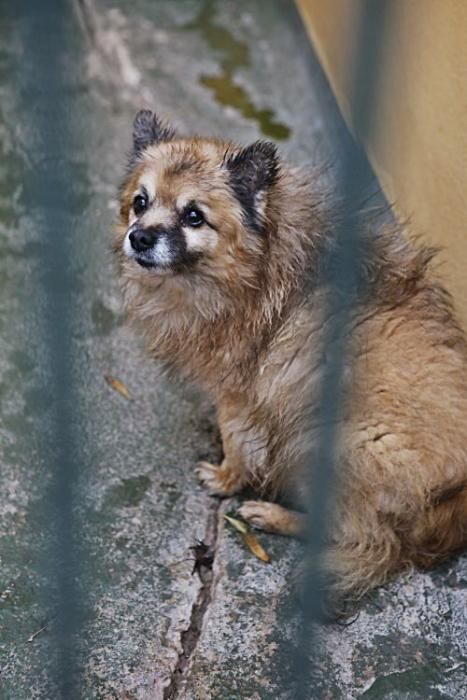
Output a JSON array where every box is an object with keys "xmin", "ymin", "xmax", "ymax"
[
  {"xmin": 239, "ymin": 500, "xmax": 305, "ymax": 536},
  {"xmin": 195, "ymin": 461, "xmax": 243, "ymax": 497},
  {"xmin": 238, "ymin": 500, "xmax": 279, "ymax": 531}
]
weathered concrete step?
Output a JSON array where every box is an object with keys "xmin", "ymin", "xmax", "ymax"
[{"xmin": 0, "ymin": 2, "xmax": 465, "ymax": 699}]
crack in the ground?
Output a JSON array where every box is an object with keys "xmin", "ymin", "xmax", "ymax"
[{"xmin": 163, "ymin": 499, "xmax": 222, "ymax": 700}]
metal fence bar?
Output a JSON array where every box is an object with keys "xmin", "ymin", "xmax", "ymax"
[
  {"xmin": 16, "ymin": 1, "xmax": 84, "ymax": 696},
  {"xmin": 295, "ymin": 2, "xmax": 394, "ymax": 696}
]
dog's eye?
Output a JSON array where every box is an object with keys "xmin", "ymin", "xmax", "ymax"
[
  {"xmin": 184, "ymin": 206, "xmax": 205, "ymax": 228},
  {"xmin": 133, "ymin": 194, "xmax": 148, "ymax": 216}
]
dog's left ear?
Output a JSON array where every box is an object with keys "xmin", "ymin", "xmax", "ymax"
[
  {"xmin": 224, "ymin": 140, "xmax": 279, "ymax": 231},
  {"xmin": 132, "ymin": 110, "xmax": 176, "ymax": 160}
]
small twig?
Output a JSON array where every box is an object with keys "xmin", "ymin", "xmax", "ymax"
[
  {"xmin": 189, "ymin": 540, "xmax": 215, "ymax": 576},
  {"xmin": 335, "ymin": 611, "xmax": 360, "ymax": 627},
  {"xmin": 168, "ymin": 557, "xmax": 193, "ymax": 569}
]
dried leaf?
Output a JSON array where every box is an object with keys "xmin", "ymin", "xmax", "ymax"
[
  {"xmin": 243, "ymin": 532, "xmax": 271, "ymax": 563},
  {"xmin": 224, "ymin": 514, "xmax": 248, "ymax": 534},
  {"xmin": 105, "ymin": 375, "xmax": 132, "ymax": 400},
  {"xmin": 27, "ymin": 619, "xmax": 53, "ymax": 643},
  {"xmin": 224, "ymin": 514, "xmax": 271, "ymax": 563}
]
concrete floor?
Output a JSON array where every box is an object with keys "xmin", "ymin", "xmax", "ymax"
[{"xmin": 0, "ymin": 1, "xmax": 466, "ymax": 698}]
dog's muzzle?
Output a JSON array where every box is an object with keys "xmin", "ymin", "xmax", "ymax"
[
  {"xmin": 129, "ymin": 226, "xmax": 158, "ymax": 254},
  {"xmin": 124, "ymin": 224, "xmax": 175, "ymax": 270}
]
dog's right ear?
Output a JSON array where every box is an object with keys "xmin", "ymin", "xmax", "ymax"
[{"xmin": 131, "ymin": 110, "xmax": 176, "ymax": 161}]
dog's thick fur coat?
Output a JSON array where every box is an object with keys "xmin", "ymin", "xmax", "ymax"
[{"xmin": 115, "ymin": 111, "xmax": 467, "ymax": 600}]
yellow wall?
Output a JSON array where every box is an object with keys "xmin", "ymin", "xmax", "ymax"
[{"xmin": 296, "ymin": 0, "xmax": 467, "ymax": 326}]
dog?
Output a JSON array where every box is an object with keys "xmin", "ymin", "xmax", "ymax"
[{"xmin": 114, "ymin": 110, "xmax": 467, "ymax": 601}]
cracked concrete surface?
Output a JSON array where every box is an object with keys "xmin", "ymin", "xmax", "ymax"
[{"xmin": 0, "ymin": 1, "xmax": 466, "ymax": 698}]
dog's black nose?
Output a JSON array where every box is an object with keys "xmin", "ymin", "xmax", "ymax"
[{"xmin": 129, "ymin": 228, "xmax": 157, "ymax": 253}]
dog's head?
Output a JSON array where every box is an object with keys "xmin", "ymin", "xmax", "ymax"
[{"xmin": 116, "ymin": 111, "xmax": 280, "ymax": 286}]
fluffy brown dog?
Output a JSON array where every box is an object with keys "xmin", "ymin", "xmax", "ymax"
[{"xmin": 115, "ymin": 110, "xmax": 467, "ymax": 600}]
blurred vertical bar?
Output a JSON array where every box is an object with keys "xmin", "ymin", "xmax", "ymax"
[
  {"xmin": 295, "ymin": 1, "xmax": 393, "ymax": 697},
  {"xmin": 11, "ymin": 0, "xmax": 83, "ymax": 696}
]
